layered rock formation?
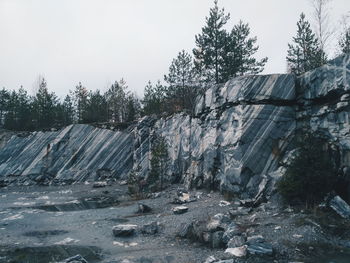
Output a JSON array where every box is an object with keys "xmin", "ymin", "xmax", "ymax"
[
  {"xmin": 0, "ymin": 125, "xmax": 133, "ymax": 185},
  {"xmin": 297, "ymin": 55, "xmax": 350, "ymax": 165},
  {"xmin": 145, "ymin": 74, "xmax": 297, "ymax": 198},
  {"xmin": 0, "ymin": 55, "xmax": 349, "ymax": 197}
]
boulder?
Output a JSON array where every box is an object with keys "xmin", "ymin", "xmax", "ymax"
[
  {"xmin": 222, "ymin": 223, "xmax": 241, "ymax": 244},
  {"xmin": 137, "ymin": 203, "xmax": 152, "ymax": 213},
  {"xmin": 211, "ymin": 231, "xmax": 224, "ymax": 248},
  {"xmin": 328, "ymin": 195, "xmax": 350, "ymax": 219},
  {"xmin": 225, "ymin": 245, "xmax": 247, "ymax": 257},
  {"xmin": 207, "ymin": 213, "xmax": 231, "ymax": 232},
  {"xmin": 227, "ymin": 235, "xmax": 246, "ymax": 248},
  {"xmin": 203, "ymin": 256, "xmax": 217, "ymax": 263},
  {"xmin": 229, "ymin": 207, "xmax": 252, "ymax": 217},
  {"xmin": 112, "ymin": 224, "xmax": 138, "ymax": 237},
  {"xmin": 176, "ymin": 222, "xmax": 194, "ymax": 238},
  {"xmin": 92, "ymin": 181, "xmax": 107, "ymax": 188},
  {"xmin": 247, "ymin": 235, "xmax": 265, "ymax": 244},
  {"xmin": 172, "ymin": 206, "xmax": 188, "ymax": 215},
  {"xmin": 247, "ymin": 242, "xmax": 273, "ymax": 256},
  {"xmin": 141, "ymin": 222, "xmax": 158, "ymax": 235}
]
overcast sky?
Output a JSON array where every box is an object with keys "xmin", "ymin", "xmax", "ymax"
[{"xmin": 0, "ymin": 0, "xmax": 349, "ymax": 98}]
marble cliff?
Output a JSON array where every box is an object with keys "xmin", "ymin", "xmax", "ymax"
[{"xmin": 0, "ymin": 55, "xmax": 349, "ymax": 198}]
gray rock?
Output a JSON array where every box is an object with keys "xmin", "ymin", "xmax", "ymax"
[
  {"xmin": 227, "ymin": 235, "xmax": 246, "ymax": 248},
  {"xmin": 229, "ymin": 207, "xmax": 252, "ymax": 217},
  {"xmin": 172, "ymin": 206, "xmax": 188, "ymax": 215},
  {"xmin": 137, "ymin": 203, "xmax": 152, "ymax": 213},
  {"xmin": 328, "ymin": 195, "xmax": 350, "ymax": 219},
  {"xmin": 203, "ymin": 256, "xmax": 217, "ymax": 263},
  {"xmin": 112, "ymin": 224, "xmax": 138, "ymax": 237},
  {"xmin": 207, "ymin": 213, "xmax": 231, "ymax": 232},
  {"xmin": 0, "ymin": 124, "xmax": 134, "ymax": 185},
  {"xmin": 225, "ymin": 245, "xmax": 248, "ymax": 257},
  {"xmin": 176, "ymin": 222, "xmax": 193, "ymax": 238},
  {"xmin": 2, "ymin": 55, "xmax": 350, "ymax": 202},
  {"xmin": 222, "ymin": 223, "xmax": 241, "ymax": 244},
  {"xmin": 247, "ymin": 242, "xmax": 273, "ymax": 256},
  {"xmin": 211, "ymin": 231, "xmax": 224, "ymax": 248},
  {"xmin": 141, "ymin": 221, "xmax": 158, "ymax": 235},
  {"xmin": 58, "ymin": 254, "xmax": 88, "ymax": 263},
  {"xmin": 92, "ymin": 181, "xmax": 107, "ymax": 188},
  {"xmin": 247, "ymin": 235, "xmax": 265, "ymax": 244},
  {"xmin": 172, "ymin": 191, "xmax": 193, "ymax": 204}
]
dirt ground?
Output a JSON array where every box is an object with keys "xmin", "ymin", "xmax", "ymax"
[{"xmin": 0, "ymin": 183, "xmax": 350, "ymax": 263}]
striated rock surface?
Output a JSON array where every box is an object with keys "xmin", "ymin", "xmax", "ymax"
[
  {"xmin": 1, "ymin": 55, "xmax": 350, "ymax": 197},
  {"xmin": 0, "ymin": 124, "xmax": 133, "ymax": 185},
  {"xmin": 144, "ymin": 74, "xmax": 297, "ymax": 197},
  {"xmin": 297, "ymin": 54, "xmax": 350, "ymax": 166}
]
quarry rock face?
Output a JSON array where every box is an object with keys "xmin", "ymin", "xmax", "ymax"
[
  {"xmin": 297, "ymin": 54, "xmax": 350, "ymax": 166},
  {"xmin": 1, "ymin": 54, "xmax": 350, "ymax": 197},
  {"xmin": 0, "ymin": 124, "xmax": 133, "ymax": 185},
  {"xmin": 149, "ymin": 74, "xmax": 296, "ymax": 197}
]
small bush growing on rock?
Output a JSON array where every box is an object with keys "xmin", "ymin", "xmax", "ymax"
[
  {"xmin": 277, "ymin": 132, "xmax": 337, "ymax": 206},
  {"xmin": 147, "ymin": 136, "xmax": 169, "ymax": 192},
  {"xmin": 127, "ymin": 166, "xmax": 147, "ymax": 199}
]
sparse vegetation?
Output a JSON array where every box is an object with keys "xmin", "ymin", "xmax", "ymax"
[
  {"xmin": 277, "ymin": 132, "xmax": 337, "ymax": 206},
  {"xmin": 147, "ymin": 136, "xmax": 169, "ymax": 192},
  {"xmin": 127, "ymin": 137, "xmax": 169, "ymax": 197}
]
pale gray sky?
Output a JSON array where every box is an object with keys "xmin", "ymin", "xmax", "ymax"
[{"xmin": 0, "ymin": 0, "xmax": 349, "ymax": 98}]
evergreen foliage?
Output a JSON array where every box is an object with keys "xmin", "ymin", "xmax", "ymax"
[
  {"xmin": 0, "ymin": 88, "xmax": 10, "ymax": 126},
  {"xmin": 287, "ymin": 13, "xmax": 326, "ymax": 75},
  {"xmin": 277, "ymin": 132, "xmax": 337, "ymax": 206},
  {"xmin": 106, "ymin": 79, "xmax": 128, "ymax": 123},
  {"xmin": 32, "ymin": 78, "xmax": 58, "ymax": 129},
  {"xmin": 142, "ymin": 81, "xmax": 167, "ymax": 116},
  {"xmin": 148, "ymin": 136, "xmax": 169, "ymax": 192},
  {"xmin": 339, "ymin": 28, "xmax": 350, "ymax": 54},
  {"xmin": 0, "ymin": 78, "xmax": 140, "ymax": 131},
  {"xmin": 164, "ymin": 50, "xmax": 198, "ymax": 113},
  {"xmin": 193, "ymin": 0, "xmax": 230, "ymax": 84},
  {"xmin": 193, "ymin": 1, "xmax": 267, "ymax": 84},
  {"xmin": 224, "ymin": 21, "xmax": 267, "ymax": 79}
]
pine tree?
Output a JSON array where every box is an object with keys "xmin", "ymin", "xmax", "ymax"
[
  {"xmin": 33, "ymin": 78, "xmax": 58, "ymax": 129},
  {"xmin": 85, "ymin": 90, "xmax": 108, "ymax": 123},
  {"xmin": 148, "ymin": 136, "xmax": 169, "ymax": 191},
  {"xmin": 142, "ymin": 81, "xmax": 166, "ymax": 116},
  {"xmin": 106, "ymin": 79, "xmax": 129, "ymax": 123},
  {"xmin": 125, "ymin": 93, "xmax": 141, "ymax": 122},
  {"xmin": 62, "ymin": 94, "xmax": 74, "ymax": 125},
  {"xmin": 4, "ymin": 87, "xmax": 33, "ymax": 131},
  {"xmin": 287, "ymin": 13, "xmax": 324, "ymax": 75},
  {"xmin": 164, "ymin": 50, "xmax": 198, "ymax": 112},
  {"xmin": 193, "ymin": 0, "xmax": 230, "ymax": 84},
  {"xmin": 224, "ymin": 20, "xmax": 268, "ymax": 79},
  {"xmin": 74, "ymin": 82, "xmax": 89, "ymax": 123},
  {"xmin": 0, "ymin": 88, "xmax": 10, "ymax": 126},
  {"xmin": 339, "ymin": 27, "xmax": 350, "ymax": 54}
]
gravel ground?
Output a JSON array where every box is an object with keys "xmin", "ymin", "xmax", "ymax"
[{"xmin": 0, "ymin": 183, "xmax": 350, "ymax": 263}]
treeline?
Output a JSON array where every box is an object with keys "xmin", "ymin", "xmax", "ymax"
[
  {"xmin": 0, "ymin": 79, "xmax": 141, "ymax": 131},
  {"xmin": 1, "ymin": 0, "xmax": 350, "ymax": 131},
  {"xmin": 0, "ymin": 0, "xmax": 268, "ymax": 131}
]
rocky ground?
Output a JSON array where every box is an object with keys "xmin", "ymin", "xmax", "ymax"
[{"xmin": 0, "ymin": 183, "xmax": 350, "ymax": 263}]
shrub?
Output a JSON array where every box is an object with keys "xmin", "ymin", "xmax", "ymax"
[
  {"xmin": 127, "ymin": 166, "xmax": 147, "ymax": 199},
  {"xmin": 147, "ymin": 136, "xmax": 169, "ymax": 192},
  {"xmin": 277, "ymin": 132, "xmax": 337, "ymax": 206}
]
